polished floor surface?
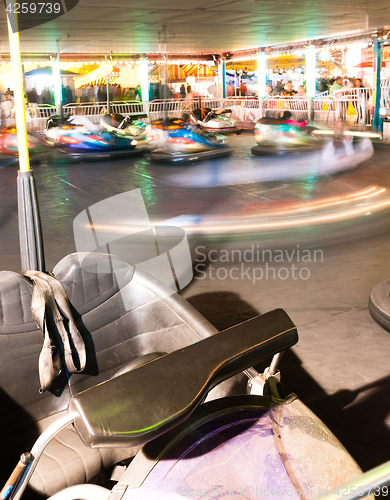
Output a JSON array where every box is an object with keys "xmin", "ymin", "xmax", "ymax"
[{"xmin": 1, "ymin": 133, "xmax": 390, "ymax": 476}]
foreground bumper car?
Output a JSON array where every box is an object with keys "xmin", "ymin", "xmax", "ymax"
[
  {"xmin": 251, "ymin": 116, "xmax": 325, "ymax": 155},
  {"xmin": 184, "ymin": 107, "xmax": 241, "ymax": 135},
  {"xmin": 145, "ymin": 118, "xmax": 230, "ymax": 164},
  {"xmin": 0, "ymin": 252, "xmax": 242, "ymax": 499},
  {"xmin": 2, "ymin": 304, "xmax": 372, "ymax": 500},
  {"xmin": 100, "ymin": 113, "xmax": 148, "ymax": 145},
  {"xmin": 44, "ymin": 115, "xmax": 143, "ymax": 160},
  {"xmin": 0, "ymin": 123, "xmax": 47, "ymax": 163}
]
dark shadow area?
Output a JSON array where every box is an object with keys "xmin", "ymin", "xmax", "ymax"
[
  {"xmin": 185, "ymin": 290, "xmax": 263, "ymax": 331},
  {"xmin": 0, "ymin": 388, "xmax": 48, "ymax": 500},
  {"xmin": 299, "ymin": 373, "xmax": 390, "ymax": 473}
]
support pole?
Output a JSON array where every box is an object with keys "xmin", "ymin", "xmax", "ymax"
[
  {"xmin": 372, "ymin": 36, "xmax": 382, "ymax": 132},
  {"xmin": 52, "ymin": 53, "xmax": 62, "ymax": 116},
  {"xmin": 305, "ymin": 45, "xmax": 317, "ymax": 99},
  {"xmin": 106, "ymin": 73, "xmax": 111, "ymax": 115},
  {"xmin": 256, "ymin": 52, "xmax": 267, "ymax": 99},
  {"xmin": 104, "ymin": 55, "xmax": 111, "ymax": 115},
  {"xmin": 5, "ymin": 0, "xmax": 45, "ymax": 271},
  {"xmin": 308, "ymin": 98, "xmax": 314, "ymax": 121},
  {"xmin": 198, "ymin": 63, "xmax": 201, "ymax": 108},
  {"xmin": 17, "ymin": 171, "xmax": 45, "ymax": 271},
  {"xmin": 219, "ymin": 58, "xmax": 226, "ymax": 100},
  {"xmin": 139, "ymin": 57, "xmax": 149, "ymax": 104}
]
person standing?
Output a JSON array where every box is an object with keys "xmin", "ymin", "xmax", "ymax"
[
  {"xmin": 180, "ymin": 84, "xmax": 186, "ymax": 99},
  {"xmin": 66, "ymin": 86, "xmax": 73, "ymax": 104},
  {"xmin": 62, "ymin": 85, "xmax": 68, "ymax": 105},
  {"xmin": 81, "ymin": 85, "xmax": 89, "ymax": 103},
  {"xmin": 292, "ymin": 85, "xmax": 306, "ymax": 99},
  {"xmin": 239, "ymin": 80, "xmax": 247, "ymax": 97},
  {"xmin": 93, "ymin": 84, "xmax": 99, "ymax": 102},
  {"xmin": 98, "ymin": 85, "xmax": 106, "ymax": 103},
  {"xmin": 184, "ymin": 86, "xmax": 194, "ymax": 101},
  {"xmin": 28, "ymin": 87, "xmax": 39, "ymax": 103},
  {"xmin": 87, "ymin": 85, "xmax": 94, "ymax": 102},
  {"xmin": 284, "ymin": 82, "xmax": 297, "ymax": 97},
  {"xmin": 330, "ymin": 76, "xmax": 343, "ymax": 97},
  {"xmin": 41, "ymin": 87, "xmax": 49, "ymax": 104}
]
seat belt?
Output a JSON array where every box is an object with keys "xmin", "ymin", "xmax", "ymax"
[{"xmin": 22, "ymin": 271, "xmax": 86, "ymax": 393}]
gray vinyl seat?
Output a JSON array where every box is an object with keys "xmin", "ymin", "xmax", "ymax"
[{"xmin": 0, "ymin": 253, "xmax": 242, "ymax": 498}]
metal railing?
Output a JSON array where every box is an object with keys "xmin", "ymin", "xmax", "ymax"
[
  {"xmin": 12, "ymin": 84, "xmax": 388, "ymax": 133},
  {"xmin": 381, "ymin": 79, "xmax": 390, "ymax": 108},
  {"xmin": 313, "ymin": 90, "xmax": 372, "ymax": 125}
]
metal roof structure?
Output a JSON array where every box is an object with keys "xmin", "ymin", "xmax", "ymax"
[{"xmin": 0, "ymin": 0, "xmax": 389, "ymax": 58}]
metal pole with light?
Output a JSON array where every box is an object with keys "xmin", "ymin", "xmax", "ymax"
[
  {"xmin": 218, "ymin": 57, "xmax": 226, "ymax": 99},
  {"xmin": 305, "ymin": 45, "xmax": 317, "ymax": 98},
  {"xmin": 139, "ymin": 57, "xmax": 149, "ymax": 107},
  {"xmin": 305, "ymin": 45, "xmax": 317, "ymax": 121},
  {"xmin": 256, "ymin": 52, "xmax": 267, "ymax": 99},
  {"xmin": 52, "ymin": 55, "xmax": 62, "ymax": 115},
  {"xmin": 105, "ymin": 53, "xmax": 112, "ymax": 114},
  {"xmin": 5, "ymin": 0, "xmax": 45, "ymax": 271},
  {"xmin": 372, "ymin": 36, "xmax": 383, "ymax": 132},
  {"xmin": 198, "ymin": 63, "xmax": 201, "ymax": 107}
]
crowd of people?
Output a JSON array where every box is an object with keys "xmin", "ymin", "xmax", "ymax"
[
  {"xmin": 1, "ymin": 83, "xmax": 135, "ymax": 108},
  {"xmin": 262, "ymin": 76, "xmax": 369, "ymax": 99},
  {"xmin": 170, "ymin": 73, "xmax": 370, "ymax": 101},
  {"xmin": 0, "ymin": 74, "xmax": 370, "ymax": 110},
  {"xmin": 76, "ymin": 84, "xmax": 122, "ymax": 103}
]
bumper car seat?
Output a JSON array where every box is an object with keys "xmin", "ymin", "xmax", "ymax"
[{"xmin": 0, "ymin": 253, "xmax": 244, "ymax": 499}]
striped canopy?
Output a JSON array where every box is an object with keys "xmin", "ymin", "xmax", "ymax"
[{"xmin": 148, "ymin": 64, "xmax": 216, "ymax": 81}]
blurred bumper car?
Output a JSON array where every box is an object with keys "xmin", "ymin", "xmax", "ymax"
[
  {"xmin": 183, "ymin": 108, "xmax": 241, "ymax": 135},
  {"xmin": 44, "ymin": 115, "xmax": 143, "ymax": 159},
  {"xmin": 145, "ymin": 118, "xmax": 230, "ymax": 164},
  {"xmin": 100, "ymin": 112, "xmax": 148, "ymax": 146},
  {"xmin": 251, "ymin": 115, "xmax": 325, "ymax": 155},
  {"xmin": 0, "ymin": 123, "xmax": 47, "ymax": 163}
]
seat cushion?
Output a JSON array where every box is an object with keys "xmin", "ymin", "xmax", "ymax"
[
  {"xmin": 30, "ymin": 413, "xmax": 140, "ymax": 498},
  {"xmin": 1, "ymin": 253, "xmax": 245, "ymax": 499}
]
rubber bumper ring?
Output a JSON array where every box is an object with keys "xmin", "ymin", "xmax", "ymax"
[
  {"xmin": 369, "ymin": 279, "xmax": 390, "ymax": 332},
  {"xmin": 145, "ymin": 147, "xmax": 231, "ymax": 164},
  {"xmin": 251, "ymin": 144, "xmax": 323, "ymax": 156}
]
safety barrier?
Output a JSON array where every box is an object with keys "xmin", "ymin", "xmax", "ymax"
[
  {"xmin": 147, "ymin": 98, "xmax": 223, "ymax": 121},
  {"xmin": 20, "ymin": 89, "xmax": 378, "ymax": 133},
  {"xmin": 312, "ymin": 94, "xmax": 367, "ymax": 126}
]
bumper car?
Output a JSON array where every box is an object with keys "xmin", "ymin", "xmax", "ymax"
[
  {"xmin": 2, "ymin": 305, "xmax": 378, "ymax": 500},
  {"xmin": 145, "ymin": 118, "xmax": 231, "ymax": 164},
  {"xmin": 100, "ymin": 113, "xmax": 148, "ymax": 146},
  {"xmin": 44, "ymin": 115, "xmax": 143, "ymax": 160},
  {"xmin": 0, "ymin": 123, "xmax": 47, "ymax": 163},
  {"xmin": 184, "ymin": 107, "xmax": 241, "ymax": 134},
  {"xmin": 251, "ymin": 115, "xmax": 325, "ymax": 155},
  {"xmin": 0, "ymin": 251, "xmax": 244, "ymax": 500}
]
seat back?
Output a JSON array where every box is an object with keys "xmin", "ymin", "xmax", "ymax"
[
  {"xmin": 192, "ymin": 108, "xmax": 212, "ymax": 121},
  {"xmin": 0, "ymin": 253, "xmax": 221, "ymax": 496}
]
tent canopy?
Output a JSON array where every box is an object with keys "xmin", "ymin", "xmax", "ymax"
[
  {"xmin": 25, "ymin": 66, "xmax": 81, "ymax": 77},
  {"xmin": 149, "ymin": 64, "xmax": 216, "ymax": 82}
]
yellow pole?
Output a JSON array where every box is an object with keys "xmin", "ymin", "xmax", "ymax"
[
  {"xmin": 5, "ymin": 0, "xmax": 45, "ymax": 271},
  {"xmin": 6, "ymin": 0, "xmax": 30, "ymax": 172}
]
